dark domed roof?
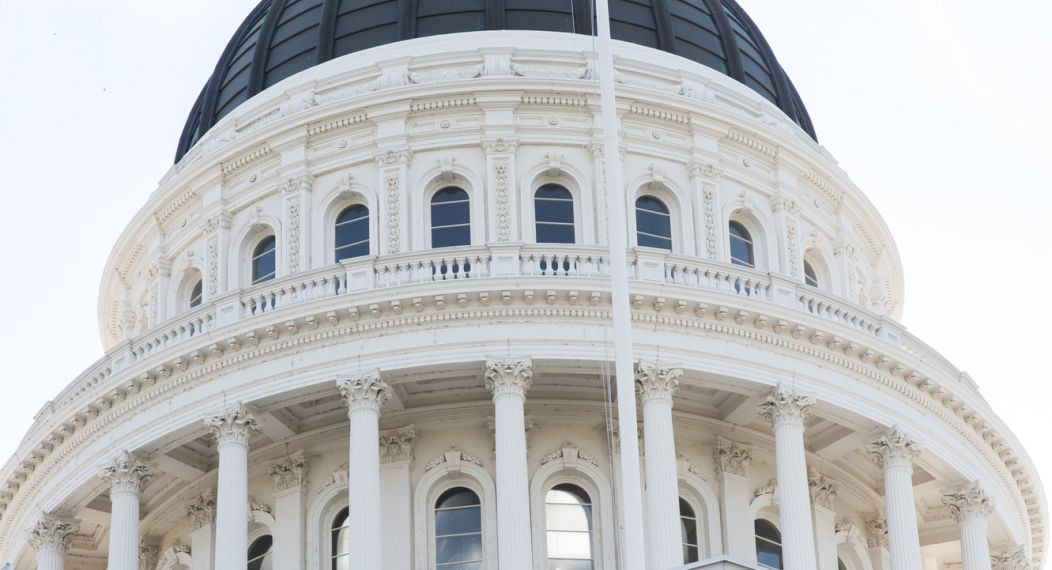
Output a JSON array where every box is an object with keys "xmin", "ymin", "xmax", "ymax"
[{"xmin": 176, "ymin": 0, "xmax": 815, "ymax": 162}]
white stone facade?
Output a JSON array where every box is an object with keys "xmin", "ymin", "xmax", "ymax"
[{"xmin": 0, "ymin": 30, "xmax": 1043, "ymax": 570}]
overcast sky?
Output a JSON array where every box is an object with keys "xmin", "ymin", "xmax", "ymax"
[{"xmin": 0, "ymin": 0, "xmax": 1049, "ymax": 552}]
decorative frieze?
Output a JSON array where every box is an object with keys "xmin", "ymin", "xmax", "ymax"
[
  {"xmin": 29, "ymin": 514, "xmax": 78, "ymax": 552},
  {"xmin": 713, "ymin": 436, "xmax": 752, "ymax": 478},
  {"xmin": 943, "ymin": 481, "xmax": 993, "ymax": 522},
  {"xmin": 757, "ymin": 384, "xmax": 815, "ymax": 429},
  {"xmin": 379, "ymin": 425, "xmax": 416, "ymax": 465},
  {"xmin": 269, "ymin": 451, "xmax": 309, "ymax": 495},
  {"xmin": 865, "ymin": 426, "xmax": 921, "ymax": 469},
  {"xmin": 187, "ymin": 489, "xmax": 216, "ymax": 531},
  {"xmin": 484, "ymin": 357, "xmax": 533, "ymax": 399},
  {"xmin": 540, "ymin": 443, "xmax": 598, "ymax": 468},
  {"xmin": 494, "ymin": 161, "xmax": 511, "ymax": 241},
  {"xmin": 205, "ymin": 404, "xmax": 260, "ymax": 447},
  {"xmin": 99, "ymin": 450, "xmax": 153, "ymax": 495},
  {"xmin": 634, "ymin": 361, "xmax": 682, "ymax": 404},
  {"xmin": 337, "ymin": 371, "xmax": 391, "ymax": 414},
  {"xmin": 808, "ymin": 469, "xmax": 838, "ymax": 510}
]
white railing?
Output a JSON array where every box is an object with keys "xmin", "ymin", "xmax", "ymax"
[
  {"xmin": 132, "ymin": 310, "xmax": 217, "ymax": 361},
  {"xmin": 519, "ymin": 246, "xmax": 609, "ymax": 277},
  {"xmin": 662, "ymin": 254, "xmax": 772, "ymax": 300},
  {"xmin": 375, "ymin": 250, "xmax": 492, "ymax": 287},
  {"xmin": 240, "ymin": 267, "xmax": 346, "ymax": 317},
  {"xmin": 796, "ymin": 287, "xmax": 882, "ymax": 336}
]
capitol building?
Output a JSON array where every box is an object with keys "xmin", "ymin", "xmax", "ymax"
[{"xmin": 1, "ymin": 1, "xmax": 1044, "ymax": 570}]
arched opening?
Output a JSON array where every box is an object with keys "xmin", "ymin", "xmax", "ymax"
[
  {"xmin": 635, "ymin": 195, "xmax": 672, "ymax": 250},
  {"xmin": 334, "ymin": 204, "xmax": 370, "ymax": 261},
  {"xmin": 435, "ymin": 487, "xmax": 483, "ymax": 569},
  {"xmin": 755, "ymin": 518, "xmax": 782, "ymax": 569},
  {"xmin": 251, "ymin": 235, "xmax": 277, "ymax": 285},
  {"xmin": 680, "ymin": 497, "xmax": 700, "ymax": 564},
  {"xmin": 331, "ymin": 507, "xmax": 350, "ymax": 570},
  {"xmin": 535, "ymin": 183, "xmax": 575, "ymax": 244},
  {"xmin": 189, "ymin": 278, "xmax": 203, "ymax": 308},
  {"xmin": 431, "ymin": 187, "xmax": 471, "ymax": 248},
  {"xmin": 545, "ymin": 483, "xmax": 595, "ymax": 569},
  {"xmin": 804, "ymin": 259, "xmax": 819, "ymax": 287},
  {"xmin": 729, "ymin": 220, "xmax": 755, "ymax": 268},
  {"xmin": 247, "ymin": 535, "xmax": 273, "ymax": 570}
]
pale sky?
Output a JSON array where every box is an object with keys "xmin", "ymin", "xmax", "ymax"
[{"xmin": 0, "ymin": 0, "xmax": 1049, "ymax": 558}]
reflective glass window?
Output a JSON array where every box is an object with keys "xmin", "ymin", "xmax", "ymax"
[
  {"xmin": 335, "ymin": 204, "xmax": 370, "ymax": 261},
  {"xmin": 251, "ymin": 235, "xmax": 277, "ymax": 284},
  {"xmin": 247, "ymin": 535, "xmax": 273, "ymax": 570},
  {"xmin": 189, "ymin": 279, "xmax": 203, "ymax": 308},
  {"xmin": 435, "ymin": 487, "xmax": 483, "ymax": 570},
  {"xmin": 431, "ymin": 187, "xmax": 471, "ymax": 248},
  {"xmin": 729, "ymin": 221, "xmax": 755, "ymax": 268},
  {"xmin": 535, "ymin": 184, "xmax": 575, "ymax": 244},
  {"xmin": 755, "ymin": 519, "xmax": 782, "ymax": 569},
  {"xmin": 680, "ymin": 498, "xmax": 699, "ymax": 563},
  {"xmin": 635, "ymin": 196, "xmax": 672, "ymax": 250},
  {"xmin": 804, "ymin": 260, "xmax": 818, "ymax": 287},
  {"xmin": 546, "ymin": 484, "xmax": 594, "ymax": 570},
  {"xmin": 331, "ymin": 507, "xmax": 350, "ymax": 570}
]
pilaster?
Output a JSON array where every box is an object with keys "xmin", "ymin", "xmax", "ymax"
[
  {"xmin": 483, "ymin": 138, "xmax": 519, "ymax": 242},
  {"xmin": 202, "ymin": 210, "xmax": 232, "ymax": 301},
  {"xmin": 269, "ymin": 451, "xmax": 309, "ymax": 570},
  {"xmin": 375, "ymin": 149, "xmax": 411, "ymax": 254},
  {"xmin": 864, "ymin": 513, "xmax": 891, "ymax": 570},
  {"xmin": 688, "ymin": 161, "xmax": 722, "ymax": 260},
  {"xmin": 713, "ymin": 436, "xmax": 756, "ymax": 565},
  {"xmin": 280, "ymin": 174, "xmax": 314, "ymax": 275},
  {"xmin": 187, "ymin": 489, "xmax": 216, "ymax": 570},
  {"xmin": 380, "ymin": 426, "xmax": 416, "ymax": 570},
  {"xmin": 809, "ymin": 469, "xmax": 839, "ymax": 570}
]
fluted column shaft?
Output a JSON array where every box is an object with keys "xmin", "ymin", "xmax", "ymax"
[
  {"xmin": 206, "ymin": 405, "xmax": 259, "ymax": 570},
  {"xmin": 636, "ymin": 361, "xmax": 683, "ymax": 569},
  {"xmin": 866, "ymin": 427, "xmax": 923, "ymax": 570},
  {"xmin": 100, "ymin": 451, "xmax": 151, "ymax": 570},
  {"xmin": 485, "ymin": 357, "xmax": 535, "ymax": 570},
  {"xmin": 339, "ymin": 372, "xmax": 390, "ymax": 570},
  {"xmin": 31, "ymin": 515, "xmax": 77, "ymax": 570},
  {"xmin": 758, "ymin": 385, "xmax": 817, "ymax": 570},
  {"xmin": 944, "ymin": 483, "xmax": 993, "ymax": 570}
]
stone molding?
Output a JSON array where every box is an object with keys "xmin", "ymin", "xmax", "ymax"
[
  {"xmin": 808, "ymin": 469, "xmax": 838, "ymax": 510},
  {"xmin": 757, "ymin": 383, "xmax": 815, "ymax": 429},
  {"xmin": 943, "ymin": 481, "xmax": 993, "ymax": 523},
  {"xmin": 540, "ymin": 443, "xmax": 599, "ymax": 468},
  {"xmin": 204, "ymin": 403, "xmax": 260, "ymax": 447},
  {"xmin": 379, "ymin": 425, "xmax": 416, "ymax": 465},
  {"xmin": 483, "ymin": 357, "xmax": 533, "ymax": 399},
  {"xmin": 712, "ymin": 436, "xmax": 752, "ymax": 479},
  {"xmin": 99, "ymin": 450, "xmax": 153, "ymax": 496},
  {"xmin": 29, "ymin": 514, "xmax": 77, "ymax": 553},
  {"xmin": 336, "ymin": 371, "xmax": 390, "ymax": 415},
  {"xmin": 425, "ymin": 448, "xmax": 482, "ymax": 473},
  {"xmin": 269, "ymin": 451, "xmax": 309, "ymax": 495},
  {"xmin": 865, "ymin": 426, "xmax": 921, "ymax": 470},
  {"xmin": 633, "ymin": 360, "xmax": 682, "ymax": 405},
  {"xmin": 187, "ymin": 489, "xmax": 216, "ymax": 531}
]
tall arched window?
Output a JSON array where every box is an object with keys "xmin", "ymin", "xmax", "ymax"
[
  {"xmin": 804, "ymin": 259, "xmax": 819, "ymax": 287},
  {"xmin": 431, "ymin": 187, "xmax": 471, "ymax": 248},
  {"xmin": 335, "ymin": 204, "xmax": 370, "ymax": 261},
  {"xmin": 434, "ymin": 487, "xmax": 483, "ymax": 569},
  {"xmin": 247, "ymin": 535, "xmax": 273, "ymax": 570},
  {"xmin": 680, "ymin": 498, "xmax": 700, "ymax": 564},
  {"xmin": 331, "ymin": 507, "xmax": 350, "ymax": 570},
  {"xmin": 545, "ymin": 483, "xmax": 594, "ymax": 569},
  {"xmin": 189, "ymin": 279, "xmax": 203, "ymax": 308},
  {"xmin": 755, "ymin": 519, "xmax": 783, "ymax": 569},
  {"xmin": 535, "ymin": 184, "xmax": 575, "ymax": 243},
  {"xmin": 635, "ymin": 196, "xmax": 672, "ymax": 250},
  {"xmin": 729, "ymin": 221, "xmax": 755, "ymax": 268},
  {"xmin": 251, "ymin": 235, "xmax": 277, "ymax": 284}
]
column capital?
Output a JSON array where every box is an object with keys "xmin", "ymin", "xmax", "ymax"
[
  {"xmin": 380, "ymin": 425, "xmax": 417, "ymax": 465},
  {"xmin": 337, "ymin": 371, "xmax": 390, "ymax": 414},
  {"xmin": 205, "ymin": 403, "xmax": 260, "ymax": 447},
  {"xmin": 187, "ymin": 489, "xmax": 216, "ymax": 531},
  {"xmin": 99, "ymin": 450, "xmax": 153, "ymax": 496},
  {"xmin": 863, "ymin": 512, "xmax": 889, "ymax": 549},
  {"xmin": 864, "ymin": 426, "xmax": 922, "ymax": 469},
  {"xmin": 808, "ymin": 469, "xmax": 839, "ymax": 510},
  {"xmin": 139, "ymin": 540, "xmax": 159, "ymax": 570},
  {"xmin": 484, "ymin": 357, "xmax": 533, "ymax": 399},
  {"xmin": 29, "ymin": 513, "xmax": 78, "ymax": 553},
  {"xmin": 992, "ymin": 545, "xmax": 1032, "ymax": 570},
  {"xmin": 712, "ymin": 436, "xmax": 752, "ymax": 479},
  {"xmin": 269, "ymin": 451, "xmax": 309, "ymax": 495},
  {"xmin": 942, "ymin": 481, "xmax": 993, "ymax": 523},
  {"xmin": 634, "ymin": 360, "xmax": 682, "ymax": 404},
  {"xmin": 757, "ymin": 384, "xmax": 815, "ymax": 428}
]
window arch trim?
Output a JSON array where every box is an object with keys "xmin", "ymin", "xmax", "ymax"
[{"xmin": 413, "ymin": 454, "xmax": 498, "ymax": 570}]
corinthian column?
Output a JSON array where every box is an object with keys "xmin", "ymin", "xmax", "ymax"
[
  {"xmin": 865, "ymin": 427, "xmax": 923, "ymax": 570},
  {"xmin": 757, "ymin": 384, "xmax": 818, "ymax": 570},
  {"xmin": 30, "ymin": 514, "xmax": 78, "ymax": 570},
  {"xmin": 635, "ymin": 360, "xmax": 683, "ymax": 569},
  {"xmin": 943, "ymin": 482, "xmax": 993, "ymax": 570},
  {"xmin": 100, "ymin": 451, "xmax": 152, "ymax": 570},
  {"xmin": 338, "ymin": 371, "xmax": 390, "ymax": 570},
  {"xmin": 484, "ymin": 357, "xmax": 535, "ymax": 570},
  {"xmin": 205, "ymin": 404, "xmax": 259, "ymax": 570}
]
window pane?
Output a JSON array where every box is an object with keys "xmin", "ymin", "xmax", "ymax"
[
  {"xmin": 189, "ymin": 280, "xmax": 203, "ymax": 308},
  {"xmin": 683, "ymin": 545, "xmax": 700, "ymax": 564},
  {"xmin": 336, "ymin": 204, "xmax": 368, "ymax": 225},
  {"xmin": 536, "ymin": 223, "xmax": 575, "ymax": 244},
  {"xmin": 435, "ymin": 534, "xmax": 483, "ymax": 564},
  {"xmin": 437, "ymin": 488, "xmax": 481, "ymax": 509},
  {"xmin": 252, "ymin": 236, "xmax": 276, "ymax": 284},
  {"xmin": 546, "ymin": 531, "xmax": 593, "ymax": 559},
  {"xmin": 546, "ymin": 504, "xmax": 591, "ymax": 532},
  {"xmin": 332, "ymin": 526, "xmax": 349, "ymax": 558},
  {"xmin": 636, "ymin": 195, "xmax": 669, "ymax": 214},
  {"xmin": 730, "ymin": 236, "xmax": 754, "ymax": 267},
  {"xmin": 637, "ymin": 233, "xmax": 673, "ymax": 250},
  {"xmin": 636, "ymin": 210, "xmax": 670, "ymax": 237},
  {"xmin": 433, "ymin": 226, "xmax": 471, "ymax": 248},
  {"xmin": 547, "ymin": 558, "xmax": 594, "ymax": 570},
  {"xmin": 535, "ymin": 184, "xmax": 572, "ymax": 200},
  {"xmin": 804, "ymin": 261, "xmax": 818, "ymax": 287},
  {"xmin": 432, "ymin": 187, "xmax": 469, "ymax": 203},
  {"xmin": 755, "ymin": 520, "xmax": 781, "ymax": 542},
  {"xmin": 436, "ymin": 506, "xmax": 482, "ymax": 536},
  {"xmin": 535, "ymin": 199, "xmax": 575, "ymax": 224},
  {"xmin": 681, "ymin": 516, "xmax": 698, "ymax": 546},
  {"xmin": 336, "ymin": 218, "xmax": 369, "ymax": 248}
]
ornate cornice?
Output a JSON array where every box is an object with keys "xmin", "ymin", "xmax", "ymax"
[
  {"xmin": 483, "ymin": 357, "xmax": 532, "ymax": 400},
  {"xmin": 808, "ymin": 469, "xmax": 838, "ymax": 510},
  {"xmin": 204, "ymin": 403, "xmax": 260, "ymax": 448},
  {"xmin": 634, "ymin": 360, "xmax": 682, "ymax": 405},
  {"xmin": 269, "ymin": 451, "xmax": 308, "ymax": 495},
  {"xmin": 943, "ymin": 481, "xmax": 993, "ymax": 523},
  {"xmin": 757, "ymin": 383, "xmax": 815, "ymax": 429},
  {"xmin": 865, "ymin": 426, "xmax": 921, "ymax": 470},
  {"xmin": 713, "ymin": 436, "xmax": 752, "ymax": 479},
  {"xmin": 336, "ymin": 371, "xmax": 390, "ymax": 415},
  {"xmin": 186, "ymin": 489, "xmax": 216, "ymax": 531},
  {"xmin": 98, "ymin": 450, "xmax": 153, "ymax": 496},
  {"xmin": 379, "ymin": 425, "xmax": 416, "ymax": 465},
  {"xmin": 28, "ymin": 514, "xmax": 77, "ymax": 553}
]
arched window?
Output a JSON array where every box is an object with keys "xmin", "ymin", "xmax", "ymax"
[
  {"xmin": 680, "ymin": 498, "xmax": 700, "ymax": 564},
  {"xmin": 435, "ymin": 487, "xmax": 483, "ymax": 569},
  {"xmin": 431, "ymin": 187, "xmax": 471, "ymax": 248},
  {"xmin": 755, "ymin": 519, "xmax": 783, "ymax": 569},
  {"xmin": 247, "ymin": 535, "xmax": 273, "ymax": 570},
  {"xmin": 331, "ymin": 507, "xmax": 350, "ymax": 570},
  {"xmin": 335, "ymin": 204, "xmax": 370, "ymax": 261},
  {"xmin": 635, "ymin": 196, "xmax": 672, "ymax": 250},
  {"xmin": 838, "ymin": 558, "xmax": 848, "ymax": 570},
  {"xmin": 729, "ymin": 221, "xmax": 755, "ymax": 268},
  {"xmin": 804, "ymin": 259, "xmax": 819, "ymax": 287},
  {"xmin": 545, "ymin": 483, "xmax": 594, "ymax": 569},
  {"xmin": 251, "ymin": 235, "xmax": 277, "ymax": 284},
  {"xmin": 189, "ymin": 279, "xmax": 203, "ymax": 308},
  {"xmin": 535, "ymin": 184, "xmax": 575, "ymax": 243}
]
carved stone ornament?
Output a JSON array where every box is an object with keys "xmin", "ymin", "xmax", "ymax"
[
  {"xmin": 204, "ymin": 403, "xmax": 260, "ymax": 447},
  {"xmin": 808, "ymin": 468, "xmax": 839, "ymax": 510},
  {"xmin": 864, "ymin": 426, "xmax": 922, "ymax": 470},
  {"xmin": 863, "ymin": 512, "xmax": 889, "ymax": 549},
  {"xmin": 634, "ymin": 360, "xmax": 683, "ymax": 404},
  {"xmin": 99, "ymin": 450, "xmax": 153, "ymax": 496},
  {"xmin": 269, "ymin": 451, "xmax": 309, "ymax": 495},
  {"xmin": 337, "ymin": 371, "xmax": 391, "ymax": 414},
  {"xmin": 29, "ymin": 513, "xmax": 78, "ymax": 553},
  {"xmin": 380, "ymin": 425, "xmax": 417, "ymax": 465},
  {"xmin": 753, "ymin": 479, "xmax": 777, "ymax": 499},
  {"xmin": 384, "ymin": 172, "xmax": 401, "ymax": 254},
  {"xmin": 713, "ymin": 436, "xmax": 752, "ymax": 478},
  {"xmin": 992, "ymin": 546, "xmax": 1032, "ymax": 570},
  {"xmin": 425, "ymin": 448, "xmax": 483, "ymax": 473},
  {"xmin": 187, "ymin": 489, "xmax": 216, "ymax": 531},
  {"xmin": 494, "ymin": 161, "xmax": 511, "ymax": 242},
  {"xmin": 249, "ymin": 497, "xmax": 272, "ymax": 514},
  {"xmin": 484, "ymin": 357, "xmax": 533, "ymax": 399},
  {"xmin": 540, "ymin": 443, "xmax": 599, "ymax": 468},
  {"xmin": 942, "ymin": 481, "xmax": 993, "ymax": 522},
  {"xmin": 757, "ymin": 384, "xmax": 816, "ymax": 429},
  {"xmin": 139, "ymin": 540, "xmax": 159, "ymax": 570}
]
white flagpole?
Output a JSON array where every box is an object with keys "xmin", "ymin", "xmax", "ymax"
[{"xmin": 594, "ymin": 1, "xmax": 649, "ymax": 568}]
